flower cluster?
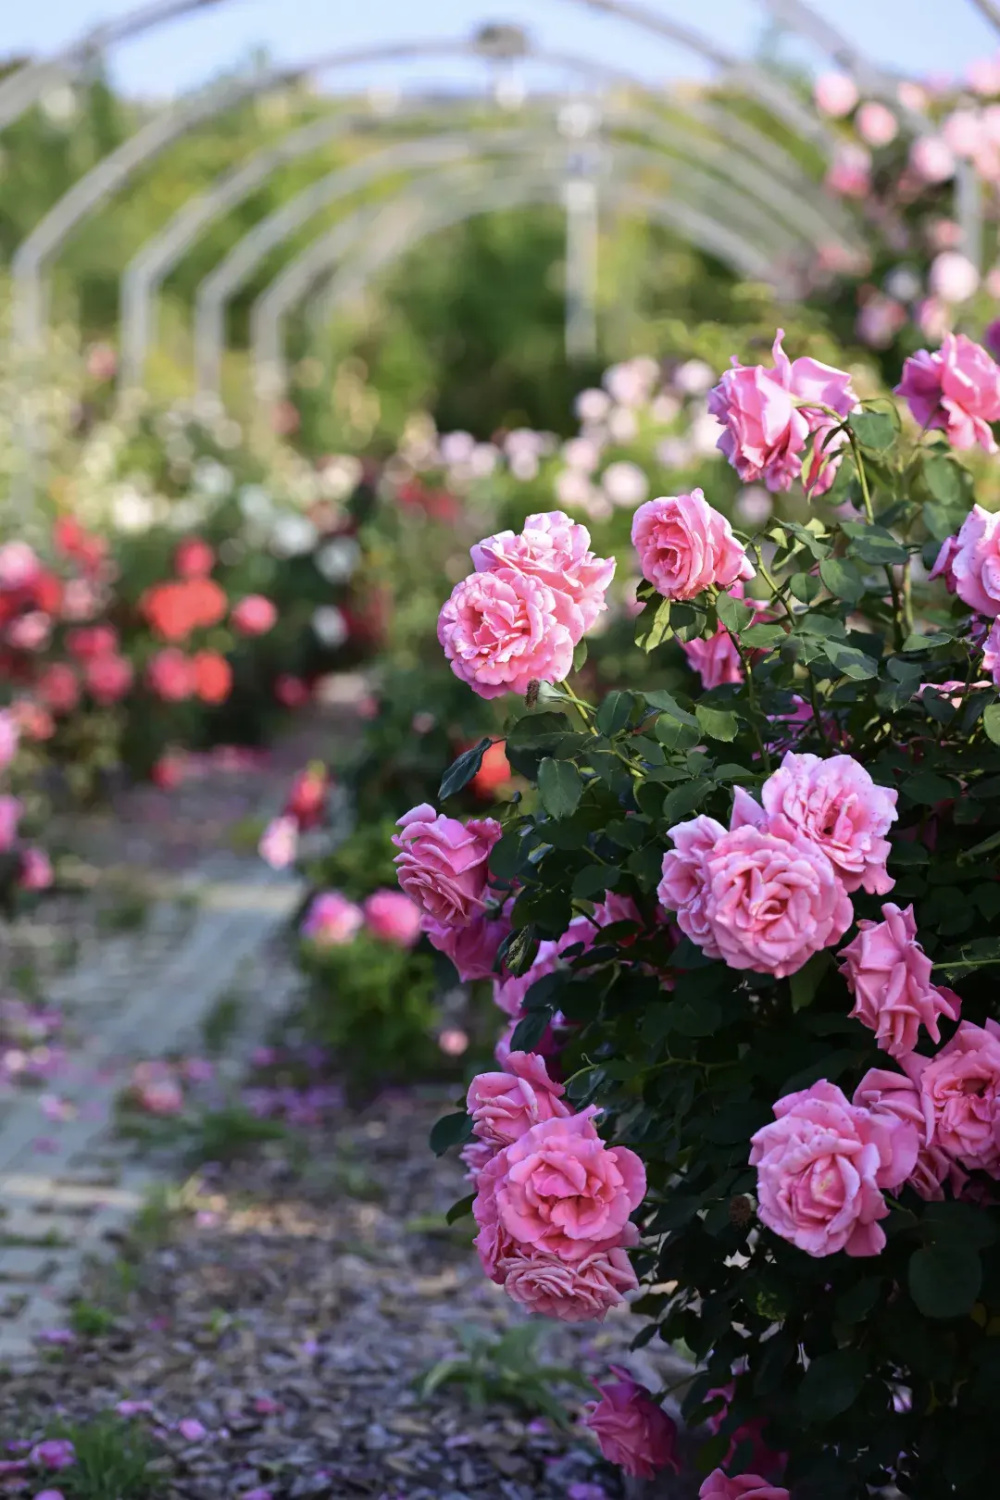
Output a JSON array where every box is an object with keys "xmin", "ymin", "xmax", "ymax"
[{"xmin": 392, "ymin": 802, "xmax": 507, "ymax": 979}]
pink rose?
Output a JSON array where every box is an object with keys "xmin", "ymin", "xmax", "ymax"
[
  {"xmin": 705, "ymin": 1384, "xmax": 786, "ymax": 1478},
  {"xmin": 856, "ymin": 100, "xmax": 898, "ymax": 147},
  {"xmin": 813, "ymin": 71, "xmax": 858, "ymax": 117},
  {"xmin": 470, "ymin": 510, "xmax": 615, "ymax": 632},
  {"xmin": 838, "ymin": 903, "xmax": 961, "ymax": 1059},
  {"xmin": 19, "ymin": 848, "xmax": 53, "ymax": 891},
  {"xmin": 825, "ymin": 143, "xmax": 872, "ymax": 199},
  {"xmin": 36, "ymin": 663, "xmax": 80, "ymax": 715},
  {"xmin": 66, "ymin": 625, "xmax": 118, "ymax": 660},
  {"xmin": 493, "ymin": 938, "xmax": 561, "ymax": 1016},
  {"xmin": 0, "ymin": 709, "xmax": 19, "ymax": 772},
  {"xmin": 231, "ymin": 595, "xmax": 277, "ymax": 636},
  {"xmin": 84, "ymin": 653, "xmax": 134, "ymax": 706},
  {"xmin": 258, "ymin": 815, "xmax": 298, "ymax": 870},
  {"xmin": 929, "ymin": 533, "xmax": 959, "ymax": 592},
  {"xmin": 437, "ymin": 568, "xmax": 581, "ymax": 699},
  {"xmin": 707, "ymin": 330, "xmax": 858, "ymax": 495},
  {"xmin": 473, "ymin": 1112, "xmax": 645, "ymax": 1263},
  {"xmin": 393, "ymin": 804, "xmax": 501, "ymax": 926},
  {"xmin": 701, "ymin": 817, "xmax": 853, "ymax": 978},
  {"xmin": 853, "ymin": 1067, "xmax": 966, "ymax": 1201},
  {"xmin": 761, "ymin": 751, "xmax": 897, "ymax": 896},
  {"xmin": 583, "ymin": 1366, "xmax": 679, "ymax": 1480},
  {"xmin": 905, "ymin": 1020, "xmax": 1000, "ymax": 1175},
  {"xmin": 631, "ymin": 490, "xmax": 754, "ymax": 601},
  {"xmin": 896, "ymin": 336, "xmax": 1000, "ymax": 453},
  {"xmin": 29, "ymin": 1439, "xmax": 75, "ymax": 1471},
  {"xmin": 501, "ymin": 1240, "xmax": 638, "ymax": 1322},
  {"xmin": 750, "ymin": 1080, "xmax": 918, "ymax": 1257},
  {"xmin": 985, "ymin": 619, "xmax": 1000, "ymax": 684},
  {"xmin": 658, "ymin": 815, "xmax": 727, "ymax": 958},
  {"xmin": 681, "ymin": 622, "xmax": 743, "ymax": 689},
  {"xmin": 699, "ymin": 1472, "xmax": 789, "ymax": 1500},
  {"xmin": 459, "ymin": 1136, "xmax": 496, "ymax": 1183},
  {"xmin": 0, "ymin": 542, "xmax": 40, "ymax": 590},
  {"xmin": 362, "ymin": 889, "xmax": 422, "ymax": 948},
  {"xmin": 300, "ymin": 891, "xmax": 363, "ymax": 947},
  {"xmin": 423, "ymin": 909, "xmax": 510, "ymax": 981},
  {"xmin": 174, "ymin": 537, "xmax": 215, "ymax": 578},
  {"xmin": 946, "ymin": 504, "xmax": 1000, "ymax": 616},
  {"xmin": 467, "ymin": 1051, "xmax": 571, "ymax": 1146},
  {"xmin": 147, "ymin": 648, "xmax": 195, "ymax": 702}
]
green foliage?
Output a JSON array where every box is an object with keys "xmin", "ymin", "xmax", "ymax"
[
  {"xmin": 46, "ymin": 1414, "xmax": 162, "ymax": 1500},
  {"xmin": 418, "ymin": 1321, "xmax": 592, "ymax": 1428}
]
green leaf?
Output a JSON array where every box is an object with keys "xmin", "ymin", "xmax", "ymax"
[
  {"xmin": 902, "ymin": 771, "xmax": 958, "ymax": 805},
  {"xmin": 819, "ymin": 557, "xmax": 866, "ymax": 605},
  {"xmin": 835, "ymin": 1278, "xmax": 882, "ymax": 1324},
  {"xmin": 841, "ymin": 521, "xmax": 908, "ymax": 566},
  {"xmin": 537, "ymin": 757, "xmax": 583, "ymax": 818},
  {"xmin": 572, "ymin": 864, "xmax": 617, "ymax": 900},
  {"xmin": 923, "ymin": 454, "xmax": 963, "ymax": 506},
  {"xmin": 823, "ymin": 640, "xmax": 879, "ymax": 680},
  {"xmin": 934, "ymin": 936, "xmax": 1000, "ymax": 978},
  {"xmin": 596, "ymin": 690, "xmax": 635, "ymax": 737},
  {"xmin": 645, "ymin": 690, "xmax": 698, "ymax": 726},
  {"xmin": 848, "ymin": 409, "xmax": 895, "ymax": 452},
  {"xmin": 740, "ymin": 622, "xmax": 786, "ymax": 648},
  {"xmin": 439, "ymin": 738, "xmax": 492, "ymax": 800},
  {"xmin": 789, "ymin": 951, "xmax": 831, "ymax": 1011},
  {"xmin": 771, "ymin": 518, "xmax": 832, "ymax": 560},
  {"xmin": 695, "ymin": 705, "xmax": 738, "ymax": 742},
  {"xmin": 788, "ymin": 571, "xmax": 822, "ymax": 605},
  {"xmin": 909, "ymin": 1243, "xmax": 982, "ymax": 1319},
  {"xmin": 635, "ymin": 597, "xmax": 672, "ymax": 652},
  {"xmin": 509, "ymin": 1007, "xmax": 553, "ymax": 1052},
  {"xmin": 429, "ymin": 1111, "xmax": 474, "ymax": 1157},
  {"xmin": 498, "ymin": 924, "xmax": 539, "ymax": 976},
  {"xmin": 716, "ymin": 592, "xmax": 755, "ymax": 633},
  {"xmin": 572, "ymin": 638, "xmax": 588, "ymax": 673},
  {"xmin": 797, "ymin": 1348, "xmax": 867, "ymax": 1424},
  {"xmin": 662, "ymin": 779, "xmax": 711, "ymax": 823},
  {"xmin": 983, "ymin": 704, "xmax": 1000, "ymax": 746},
  {"xmin": 446, "ymin": 1193, "xmax": 475, "ymax": 1224}
]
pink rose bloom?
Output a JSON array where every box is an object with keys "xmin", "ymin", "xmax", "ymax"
[
  {"xmin": 856, "ymin": 100, "xmax": 898, "ymax": 147},
  {"xmin": 705, "ymin": 1384, "xmax": 787, "ymax": 1478},
  {"xmin": 946, "ymin": 504, "xmax": 1000, "ymax": 615},
  {"xmin": 36, "ymin": 663, "xmax": 80, "ymax": 715},
  {"xmin": 0, "ymin": 709, "xmax": 19, "ymax": 771},
  {"xmin": 20, "ymin": 848, "xmax": 53, "ymax": 891},
  {"xmin": 301, "ymin": 891, "xmax": 363, "ymax": 947},
  {"xmin": 362, "ymin": 889, "xmax": 421, "ymax": 947},
  {"xmin": 904, "ymin": 1019, "xmax": 1000, "ymax": 1175},
  {"xmin": 472, "ymin": 1147, "xmax": 518, "ymax": 1279},
  {"xmin": 813, "ymin": 71, "xmax": 858, "ymax": 118},
  {"xmin": 707, "ymin": 330, "xmax": 858, "ymax": 495},
  {"xmin": 470, "ymin": 510, "xmax": 615, "ymax": 632},
  {"xmin": 174, "ymin": 538, "xmax": 215, "ymax": 579},
  {"xmin": 681, "ymin": 622, "xmax": 743, "ymax": 690},
  {"xmin": 502, "ymin": 1241, "xmax": 638, "ymax": 1322},
  {"xmin": 896, "ymin": 337, "xmax": 1000, "ymax": 454},
  {"xmin": 0, "ymin": 795, "xmax": 23, "ymax": 851},
  {"xmin": 631, "ymin": 490, "xmax": 754, "ymax": 601},
  {"xmin": 929, "ymin": 533, "xmax": 959, "ymax": 592},
  {"xmin": 838, "ymin": 903, "xmax": 961, "ymax": 1059},
  {"xmin": 84, "ymin": 653, "xmax": 134, "ymax": 705},
  {"xmin": 701, "ymin": 818, "xmax": 853, "ymax": 978},
  {"xmin": 825, "ymin": 144, "xmax": 872, "ymax": 199},
  {"xmin": 8, "ymin": 610, "xmax": 51, "ymax": 651},
  {"xmin": 29, "ymin": 1439, "xmax": 75, "ymax": 1471},
  {"xmin": 930, "ymin": 251, "xmax": 980, "ymax": 304},
  {"xmin": 761, "ymin": 751, "xmax": 897, "ymax": 896},
  {"xmin": 423, "ymin": 909, "xmax": 510, "ymax": 981},
  {"xmin": 493, "ymin": 938, "xmax": 561, "ymax": 1016},
  {"xmin": 393, "ymin": 804, "xmax": 501, "ymax": 926},
  {"xmin": 699, "ymin": 1472, "xmax": 789, "ymax": 1500},
  {"xmin": 583, "ymin": 1366, "xmax": 679, "ymax": 1480},
  {"xmin": 750, "ymin": 1080, "xmax": 918, "ymax": 1257},
  {"xmin": 231, "ymin": 595, "xmax": 277, "ymax": 636},
  {"xmin": 66, "ymin": 625, "xmax": 118, "ymax": 660},
  {"xmin": 658, "ymin": 815, "xmax": 727, "ymax": 959},
  {"xmin": 910, "ymin": 134, "xmax": 956, "ymax": 183},
  {"xmin": 147, "ymin": 648, "xmax": 195, "ymax": 702},
  {"xmin": 984, "ymin": 620, "xmax": 1000, "ymax": 684},
  {"xmin": 467, "ymin": 1050, "xmax": 571, "ymax": 1146},
  {"xmin": 474, "ymin": 1112, "xmax": 645, "ymax": 1263},
  {"xmin": 854, "ymin": 1067, "xmax": 966, "ymax": 1201},
  {"xmin": 259, "ymin": 815, "xmax": 298, "ymax": 869},
  {"xmin": 437, "ymin": 568, "xmax": 581, "ymax": 699},
  {"xmin": 460, "ymin": 1136, "xmax": 495, "ymax": 1184},
  {"xmin": 0, "ymin": 541, "xmax": 40, "ymax": 590}
]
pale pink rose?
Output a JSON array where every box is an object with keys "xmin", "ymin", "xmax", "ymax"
[
  {"xmin": 930, "ymin": 251, "xmax": 980, "ymax": 305},
  {"xmin": 0, "ymin": 542, "xmax": 40, "ymax": 590},
  {"xmin": 946, "ymin": 503, "xmax": 1000, "ymax": 614},
  {"xmin": 701, "ymin": 817, "xmax": 852, "ymax": 977},
  {"xmin": 825, "ymin": 143, "xmax": 871, "ymax": 198},
  {"xmin": 856, "ymin": 101, "xmax": 898, "ymax": 147},
  {"xmin": 583, "ymin": 1366, "xmax": 679, "ymax": 1480},
  {"xmin": 424, "ymin": 909, "xmax": 510, "ymax": 981},
  {"xmin": 984, "ymin": 620, "xmax": 1000, "ymax": 684},
  {"xmin": 699, "ymin": 1472, "xmax": 789, "ymax": 1500},
  {"xmin": 916, "ymin": 297, "xmax": 951, "ymax": 343},
  {"xmin": 856, "ymin": 293, "xmax": 906, "ymax": 350},
  {"xmin": 929, "ymin": 533, "xmax": 959, "ymax": 592},
  {"xmin": 473, "ymin": 1112, "xmax": 645, "ymax": 1263},
  {"xmin": 259, "ymin": 816, "xmax": 298, "ymax": 869},
  {"xmin": 362, "ymin": 889, "xmax": 422, "ymax": 948},
  {"xmin": 838, "ymin": 903, "xmax": 961, "ymax": 1059},
  {"xmin": 707, "ymin": 330, "xmax": 857, "ymax": 495},
  {"xmin": 231, "ymin": 594, "xmax": 277, "ymax": 636},
  {"xmin": 467, "ymin": 1050, "xmax": 571, "ymax": 1146},
  {"xmin": 437, "ymin": 568, "xmax": 581, "ymax": 699},
  {"xmin": 749, "ymin": 1080, "xmax": 918, "ymax": 1257},
  {"xmin": 853, "ymin": 1066, "xmax": 966, "ymax": 1201},
  {"xmin": 631, "ymin": 491, "xmax": 754, "ymax": 601},
  {"xmin": 658, "ymin": 816, "xmax": 727, "ymax": 959},
  {"xmin": 0, "ymin": 709, "xmax": 19, "ymax": 771},
  {"xmin": 300, "ymin": 891, "xmax": 363, "ymax": 947},
  {"xmin": 909, "ymin": 134, "xmax": 956, "ymax": 183},
  {"xmin": 904, "ymin": 1020, "xmax": 1000, "ymax": 1175},
  {"xmin": 501, "ymin": 1240, "xmax": 638, "ymax": 1321},
  {"xmin": 681, "ymin": 622, "xmax": 743, "ymax": 689},
  {"xmin": 19, "ymin": 848, "xmax": 53, "ymax": 891},
  {"xmin": 470, "ymin": 511, "xmax": 615, "ymax": 632},
  {"xmin": 896, "ymin": 336, "xmax": 1000, "ymax": 454},
  {"xmin": 0, "ymin": 795, "xmax": 23, "ymax": 851},
  {"xmin": 84, "ymin": 653, "xmax": 134, "ymax": 705},
  {"xmin": 813, "ymin": 71, "xmax": 858, "ymax": 118},
  {"xmin": 7, "ymin": 610, "xmax": 51, "ymax": 651},
  {"xmin": 761, "ymin": 751, "xmax": 897, "ymax": 896},
  {"xmin": 393, "ymin": 804, "xmax": 501, "ymax": 925}
]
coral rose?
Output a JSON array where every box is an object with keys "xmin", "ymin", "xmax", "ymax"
[
  {"xmin": 186, "ymin": 578, "xmax": 228, "ymax": 630},
  {"xmin": 467, "ymin": 1051, "xmax": 571, "ymax": 1146},
  {"xmin": 470, "ymin": 510, "xmax": 615, "ymax": 632},
  {"xmin": 501, "ymin": 1242, "xmax": 638, "ymax": 1322},
  {"xmin": 946, "ymin": 503, "xmax": 1000, "ymax": 616},
  {"xmin": 896, "ymin": 335, "xmax": 1000, "ymax": 453},
  {"xmin": 147, "ymin": 649, "xmax": 195, "ymax": 702},
  {"xmin": 437, "ymin": 568, "xmax": 581, "ymax": 699},
  {"xmin": 838, "ymin": 903, "xmax": 961, "ymax": 1059},
  {"xmin": 583, "ymin": 1366, "xmax": 679, "ymax": 1479},
  {"xmin": 750, "ymin": 1080, "xmax": 918, "ymax": 1257},
  {"xmin": 423, "ymin": 910, "xmax": 511, "ymax": 981},
  {"xmin": 854, "ymin": 1066, "xmax": 966, "ymax": 1201},
  {"xmin": 300, "ymin": 891, "xmax": 363, "ymax": 947},
  {"xmin": 192, "ymin": 651, "xmax": 232, "ymax": 704},
  {"xmin": 362, "ymin": 889, "xmax": 422, "ymax": 948},
  {"xmin": 392, "ymin": 804, "xmax": 501, "ymax": 926},
  {"xmin": 231, "ymin": 594, "xmax": 277, "ymax": 636},
  {"xmin": 84, "ymin": 653, "xmax": 134, "ymax": 706},
  {"xmin": 904, "ymin": 1020, "xmax": 1000, "ymax": 1175},
  {"xmin": 658, "ymin": 815, "xmax": 727, "ymax": 958},
  {"xmin": 761, "ymin": 751, "xmax": 897, "ymax": 896},
  {"xmin": 631, "ymin": 490, "xmax": 754, "ymax": 600},
  {"xmin": 699, "ymin": 1472, "xmax": 789, "ymax": 1500}
]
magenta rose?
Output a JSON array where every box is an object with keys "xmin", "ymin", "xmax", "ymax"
[
  {"xmin": 699, "ymin": 1471, "xmax": 789, "ymax": 1500},
  {"xmin": 437, "ymin": 567, "xmax": 581, "ymax": 699},
  {"xmin": 946, "ymin": 503, "xmax": 1000, "ymax": 616},
  {"xmin": 838, "ymin": 903, "xmax": 961, "ymax": 1059},
  {"xmin": 501, "ymin": 1239, "xmax": 638, "ymax": 1322},
  {"xmin": 393, "ymin": 804, "xmax": 501, "ymax": 926},
  {"xmin": 300, "ymin": 891, "xmax": 363, "ymax": 947},
  {"xmin": 761, "ymin": 751, "xmax": 897, "ymax": 896},
  {"xmin": 701, "ymin": 817, "xmax": 853, "ymax": 978},
  {"xmin": 474, "ymin": 1111, "xmax": 645, "ymax": 1264},
  {"xmin": 896, "ymin": 333, "xmax": 1000, "ymax": 452},
  {"xmin": 493, "ymin": 937, "xmax": 562, "ymax": 1016},
  {"xmin": 682, "ymin": 622, "xmax": 743, "ymax": 690},
  {"xmin": 854, "ymin": 1066, "xmax": 966, "ymax": 1201},
  {"xmin": 658, "ymin": 815, "xmax": 727, "ymax": 958},
  {"xmin": 904, "ymin": 1019, "xmax": 1000, "ymax": 1175},
  {"xmin": 423, "ymin": 908, "xmax": 510, "ymax": 981},
  {"xmin": 984, "ymin": 619, "xmax": 1000, "ymax": 685},
  {"xmin": 583, "ymin": 1366, "xmax": 679, "ymax": 1480},
  {"xmin": 631, "ymin": 490, "xmax": 754, "ymax": 601},
  {"xmin": 750, "ymin": 1080, "xmax": 918, "ymax": 1257},
  {"xmin": 470, "ymin": 510, "xmax": 615, "ymax": 632},
  {"xmin": 362, "ymin": 889, "xmax": 422, "ymax": 948},
  {"xmin": 707, "ymin": 328, "xmax": 857, "ymax": 495},
  {"xmin": 467, "ymin": 1050, "xmax": 571, "ymax": 1146}
]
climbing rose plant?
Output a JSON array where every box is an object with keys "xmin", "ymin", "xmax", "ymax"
[{"xmin": 399, "ymin": 331, "xmax": 1000, "ymax": 1497}]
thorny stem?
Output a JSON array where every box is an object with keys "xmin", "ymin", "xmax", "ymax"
[{"xmin": 734, "ymin": 640, "xmax": 772, "ymax": 774}]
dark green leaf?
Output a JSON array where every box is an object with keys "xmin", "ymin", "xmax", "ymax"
[
  {"xmin": 841, "ymin": 521, "xmax": 908, "ymax": 566},
  {"xmin": 789, "ymin": 951, "xmax": 831, "ymax": 1011},
  {"xmin": 636, "ymin": 597, "xmax": 672, "ymax": 652},
  {"xmin": 823, "ymin": 640, "xmax": 879, "ymax": 680},
  {"xmin": 429, "ymin": 1111, "xmax": 474, "ymax": 1157},
  {"xmin": 572, "ymin": 864, "xmax": 617, "ymax": 900},
  {"xmin": 537, "ymin": 757, "xmax": 583, "ymax": 818},
  {"xmin": 695, "ymin": 705, "xmax": 739, "ymax": 742},
  {"xmin": 909, "ymin": 1243, "xmax": 982, "ymax": 1319},
  {"xmin": 596, "ymin": 690, "xmax": 635, "ymax": 737},
  {"xmin": 498, "ymin": 924, "xmax": 539, "ymax": 976},
  {"xmin": 740, "ymin": 622, "xmax": 786, "ymax": 649},
  {"xmin": 848, "ymin": 410, "xmax": 895, "ymax": 452},
  {"xmin": 439, "ymin": 738, "xmax": 492, "ymax": 800},
  {"xmin": 645, "ymin": 690, "xmax": 699, "ymax": 727},
  {"xmin": 923, "ymin": 454, "xmax": 963, "ymax": 506},
  {"xmin": 983, "ymin": 704, "xmax": 1000, "ymax": 746},
  {"xmin": 509, "ymin": 1007, "xmax": 553, "ymax": 1051},
  {"xmin": 797, "ymin": 1348, "xmax": 867, "ymax": 1424},
  {"xmin": 572, "ymin": 638, "xmax": 588, "ymax": 673},
  {"xmin": 787, "ymin": 571, "xmax": 822, "ymax": 605},
  {"xmin": 716, "ymin": 593, "xmax": 755, "ymax": 633},
  {"xmin": 663, "ymin": 780, "xmax": 711, "ymax": 823},
  {"xmin": 934, "ymin": 936, "xmax": 1000, "ymax": 978},
  {"xmin": 446, "ymin": 1193, "xmax": 475, "ymax": 1224},
  {"xmin": 902, "ymin": 771, "xmax": 958, "ymax": 805},
  {"xmin": 819, "ymin": 557, "xmax": 866, "ymax": 605}
]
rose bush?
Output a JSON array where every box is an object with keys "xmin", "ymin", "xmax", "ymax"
[{"xmin": 415, "ymin": 330, "xmax": 1000, "ymax": 1496}]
